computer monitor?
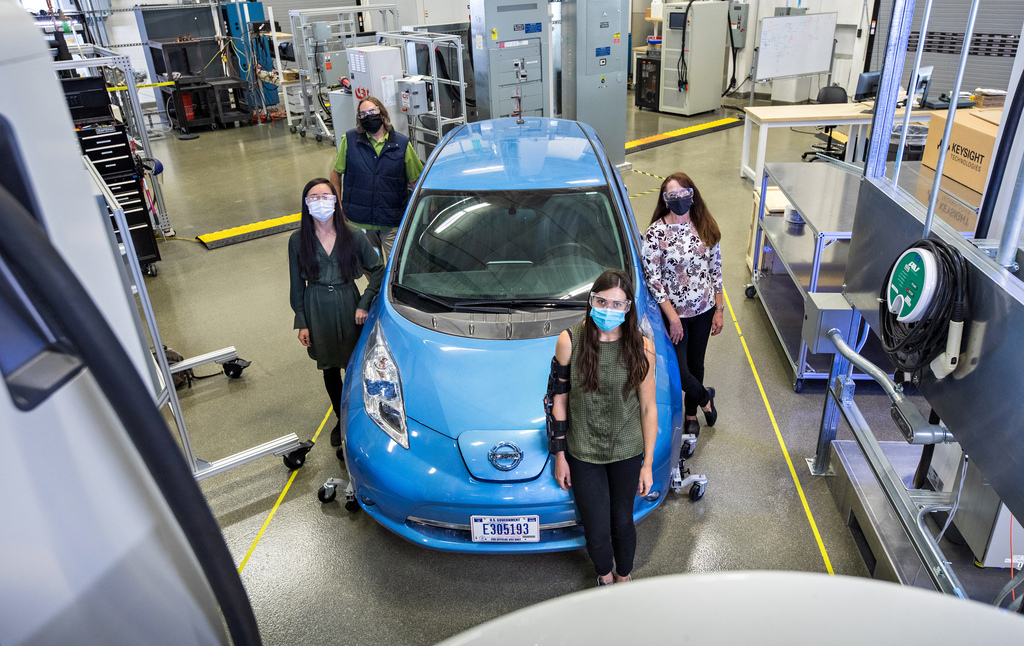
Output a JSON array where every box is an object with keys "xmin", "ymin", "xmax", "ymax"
[
  {"xmin": 913, "ymin": 66, "xmax": 933, "ymax": 108},
  {"xmin": 854, "ymin": 71, "xmax": 881, "ymax": 102}
]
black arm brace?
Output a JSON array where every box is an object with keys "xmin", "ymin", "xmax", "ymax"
[{"xmin": 544, "ymin": 357, "xmax": 570, "ymax": 453}]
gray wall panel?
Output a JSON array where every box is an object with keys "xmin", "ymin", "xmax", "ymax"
[{"xmin": 871, "ymin": 0, "xmax": 1022, "ymax": 94}]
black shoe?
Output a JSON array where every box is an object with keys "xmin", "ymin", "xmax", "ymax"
[
  {"xmin": 684, "ymin": 418, "xmax": 700, "ymax": 438},
  {"xmin": 596, "ymin": 576, "xmax": 612, "ymax": 587},
  {"xmin": 330, "ymin": 421, "xmax": 342, "ymax": 447},
  {"xmin": 703, "ymin": 387, "xmax": 717, "ymax": 427}
]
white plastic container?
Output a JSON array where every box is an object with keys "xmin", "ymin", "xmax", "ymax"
[{"xmin": 651, "ymin": 0, "xmax": 664, "ymax": 20}]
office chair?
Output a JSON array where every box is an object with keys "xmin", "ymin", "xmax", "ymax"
[{"xmin": 802, "ymin": 84, "xmax": 849, "ymax": 162}]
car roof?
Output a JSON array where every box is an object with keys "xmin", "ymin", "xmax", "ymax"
[{"xmin": 419, "ymin": 118, "xmax": 611, "ymax": 192}]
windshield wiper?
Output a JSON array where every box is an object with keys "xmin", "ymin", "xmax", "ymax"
[
  {"xmin": 393, "ymin": 284, "xmax": 510, "ymax": 314},
  {"xmin": 392, "ymin": 283, "xmax": 457, "ymax": 311},
  {"xmin": 452, "ymin": 298, "xmax": 587, "ymax": 309}
]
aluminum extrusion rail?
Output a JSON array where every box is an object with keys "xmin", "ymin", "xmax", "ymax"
[{"xmin": 814, "ymin": 329, "xmax": 966, "ymax": 598}]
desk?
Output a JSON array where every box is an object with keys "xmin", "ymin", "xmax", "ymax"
[{"xmin": 740, "ymin": 103, "xmax": 934, "ymax": 182}]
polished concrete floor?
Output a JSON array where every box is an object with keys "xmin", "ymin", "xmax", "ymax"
[{"xmin": 140, "ymin": 98, "xmax": 991, "ymax": 645}]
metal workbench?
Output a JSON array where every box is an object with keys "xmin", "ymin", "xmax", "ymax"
[{"xmin": 750, "ymin": 162, "xmax": 891, "ymax": 390}]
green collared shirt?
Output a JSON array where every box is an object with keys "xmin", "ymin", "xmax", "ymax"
[{"xmin": 332, "ymin": 131, "xmax": 424, "ymax": 230}]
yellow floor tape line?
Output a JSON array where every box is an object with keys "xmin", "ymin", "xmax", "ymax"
[
  {"xmin": 197, "ymin": 213, "xmax": 301, "ymax": 249},
  {"xmin": 723, "ymin": 288, "xmax": 836, "ymax": 575},
  {"xmin": 237, "ymin": 407, "xmax": 333, "ymax": 573},
  {"xmin": 626, "ymin": 117, "xmax": 740, "ymax": 150}
]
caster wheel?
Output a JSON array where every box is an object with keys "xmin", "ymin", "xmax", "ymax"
[
  {"xmin": 794, "ymin": 380, "xmax": 804, "ymax": 393},
  {"xmin": 315, "ymin": 134, "xmax": 323, "ymax": 142},
  {"xmin": 680, "ymin": 442, "xmax": 694, "ymax": 460},
  {"xmin": 318, "ymin": 486, "xmax": 336, "ymax": 503},
  {"xmin": 211, "ymin": 123, "xmax": 218, "ymax": 131},
  {"xmin": 222, "ymin": 358, "xmax": 251, "ymax": 379},
  {"xmin": 689, "ymin": 483, "xmax": 705, "ymax": 502},
  {"xmin": 745, "ymin": 285, "xmax": 757, "ymax": 299},
  {"xmin": 344, "ymin": 499, "xmax": 360, "ymax": 513},
  {"xmin": 330, "ymin": 137, "xmax": 336, "ymax": 146},
  {"xmin": 283, "ymin": 452, "xmax": 305, "ymax": 470},
  {"xmin": 336, "ymin": 446, "xmax": 345, "ymax": 462},
  {"xmin": 290, "ymin": 125, "xmax": 297, "ymax": 134},
  {"xmin": 299, "ymin": 129, "xmax": 306, "ymax": 138},
  {"xmin": 144, "ymin": 264, "xmax": 158, "ymax": 277}
]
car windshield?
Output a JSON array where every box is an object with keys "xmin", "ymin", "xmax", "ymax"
[{"xmin": 393, "ymin": 188, "xmax": 628, "ymax": 304}]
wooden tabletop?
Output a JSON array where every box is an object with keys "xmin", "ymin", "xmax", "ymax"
[{"xmin": 745, "ymin": 102, "xmax": 935, "ymax": 123}]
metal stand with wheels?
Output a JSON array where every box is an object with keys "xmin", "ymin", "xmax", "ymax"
[
  {"xmin": 287, "ymin": 4, "xmax": 398, "ymax": 142},
  {"xmin": 86, "ymin": 159, "xmax": 305, "ymax": 481},
  {"xmin": 672, "ymin": 431, "xmax": 708, "ymax": 501}
]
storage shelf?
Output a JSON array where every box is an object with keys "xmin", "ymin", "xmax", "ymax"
[
  {"xmin": 760, "ymin": 216, "xmax": 849, "ymax": 295},
  {"xmin": 753, "ymin": 162, "xmax": 891, "ymax": 389}
]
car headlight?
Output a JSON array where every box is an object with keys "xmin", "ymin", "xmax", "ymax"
[{"xmin": 362, "ymin": 321, "xmax": 409, "ymax": 449}]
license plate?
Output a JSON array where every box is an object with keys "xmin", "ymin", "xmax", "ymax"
[{"xmin": 470, "ymin": 515, "xmax": 539, "ymax": 543}]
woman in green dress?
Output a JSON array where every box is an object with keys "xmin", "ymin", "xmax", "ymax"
[{"xmin": 289, "ymin": 178, "xmax": 384, "ymax": 447}]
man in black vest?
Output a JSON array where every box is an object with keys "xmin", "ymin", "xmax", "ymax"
[{"xmin": 330, "ymin": 96, "xmax": 423, "ymax": 260}]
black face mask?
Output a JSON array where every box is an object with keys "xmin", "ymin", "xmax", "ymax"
[
  {"xmin": 666, "ymin": 195, "xmax": 693, "ymax": 216},
  {"xmin": 360, "ymin": 114, "xmax": 384, "ymax": 133}
]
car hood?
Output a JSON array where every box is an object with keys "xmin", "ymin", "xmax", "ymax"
[{"xmin": 380, "ymin": 311, "xmax": 560, "ymax": 440}]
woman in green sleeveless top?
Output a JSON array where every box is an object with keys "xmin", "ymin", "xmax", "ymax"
[{"xmin": 551, "ymin": 269, "xmax": 658, "ymax": 586}]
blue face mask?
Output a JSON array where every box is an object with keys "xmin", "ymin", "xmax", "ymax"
[{"xmin": 590, "ymin": 307, "xmax": 626, "ymax": 331}]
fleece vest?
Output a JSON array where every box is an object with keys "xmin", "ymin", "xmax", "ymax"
[{"xmin": 341, "ymin": 129, "xmax": 410, "ymax": 228}]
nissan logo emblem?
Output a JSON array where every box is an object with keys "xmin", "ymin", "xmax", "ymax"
[{"xmin": 488, "ymin": 442, "xmax": 523, "ymax": 471}]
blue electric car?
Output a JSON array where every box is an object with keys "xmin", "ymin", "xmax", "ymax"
[{"xmin": 336, "ymin": 118, "xmax": 690, "ymax": 552}]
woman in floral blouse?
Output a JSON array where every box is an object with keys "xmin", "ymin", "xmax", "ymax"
[{"xmin": 641, "ymin": 172, "xmax": 723, "ymax": 437}]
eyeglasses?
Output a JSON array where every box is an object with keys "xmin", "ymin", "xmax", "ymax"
[
  {"xmin": 305, "ymin": 194, "xmax": 337, "ymax": 204},
  {"xmin": 357, "ymin": 108, "xmax": 380, "ymax": 118},
  {"xmin": 663, "ymin": 188, "xmax": 694, "ymax": 201},
  {"xmin": 590, "ymin": 293, "xmax": 631, "ymax": 312}
]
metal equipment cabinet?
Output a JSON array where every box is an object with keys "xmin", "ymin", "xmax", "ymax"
[
  {"xmin": 750, "ymin": 162, "xmax": 888, "ymax": 390},
  {"xmin": 75, "ymin": 123, "xmax": 161, "ymax": 271},
  {"xmin": 635, "ymin": 56, "xmax": 661, "ymax": 110}
]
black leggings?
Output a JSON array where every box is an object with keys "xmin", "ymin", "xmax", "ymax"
[
  {"xmin": 566, "ymin": 452, "xmax": 644, "ymax": 577},
  {"xmin": 323, "ymin": 368, "xmax": 343, "ymax": 414},
  {"xmin": 673, "ymin": 307, "xmax": 714, "ymax": 417}
]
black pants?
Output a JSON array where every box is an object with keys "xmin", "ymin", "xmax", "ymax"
[
  {"xmin": 323, "ymin": 368, "xmax": 343, "ymax": 414},
  {"xmin": 566, "ymin": 452, "xmax": 644, "ymax": 577},
  {"xmin": 673, "ymin": 307, "xmax": 714, "ymax": 416}
]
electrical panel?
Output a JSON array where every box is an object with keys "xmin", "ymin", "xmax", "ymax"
[
  {"xmin": 560, "ymin": 0, "xmax": 629, "ymax": 166},
  {"xmin": 468, "ymin": 0, "xmax": 550, "ymax": 119},
  {"xmin": 397, "ymin": 76, "xmax": 431, "ymax": 115},
  {"xmin": 729, "ymin": 2, "xmax": 749, "ymax": 49},
  {"xmin": 311, "ymin": 21, "xmax": 332, "ymax": 42}
]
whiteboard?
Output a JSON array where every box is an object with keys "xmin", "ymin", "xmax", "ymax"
[{"xmin": 755, "ymin": 13, "xmax": 838, "ymax": 81}]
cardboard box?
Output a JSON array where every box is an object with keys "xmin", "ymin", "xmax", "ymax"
[
  {"xmin": 282, "ymin": 69, "xmax": 299, "ymax": 82},
  {"xmin": 746, "ymin": 187, "xmax": 789, "ymax": 274},
  {"xmin": 908, "ymin": 170, "xmax": 981, "ymax": 234},
  {"xmin": 921, "ymin": 108, "xmax": 1002, "ymax": 194}
]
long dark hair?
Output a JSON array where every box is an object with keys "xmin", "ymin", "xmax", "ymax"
[
  {"xmin": 578, "ymin": 269, "xmax": 649, "ymax": 396},
  {"xmin": 298, "ymin": 178, "xmax": 361, "ymax": 283},
  {"xmin": 650, "ymin": 172, "xmax": 721, "ymax": 247}
]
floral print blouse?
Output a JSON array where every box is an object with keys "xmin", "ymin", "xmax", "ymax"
[{"xmin": 641, "ymin": 219, "xmax": 723, "ymax": 319}]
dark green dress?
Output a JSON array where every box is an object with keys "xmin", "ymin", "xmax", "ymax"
[{"xmin": 288, "ymin": 226, "xmax": 384, "ymax": 370}]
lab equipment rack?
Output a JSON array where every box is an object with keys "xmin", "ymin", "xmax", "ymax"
[
  {"xmin": 53, "ymin": 45, "xmax": 172, "ymax": 234},
  {"xmin": 287, "ymin": 4, "xmax": 397, "ymax": 143},
  {"xmin": 75, "ymin": 122, "xmax": 161, "ymax": 272},
  {"xmin": 749, "ymin": 162, "xmax": 890, "ymax": 391}
]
